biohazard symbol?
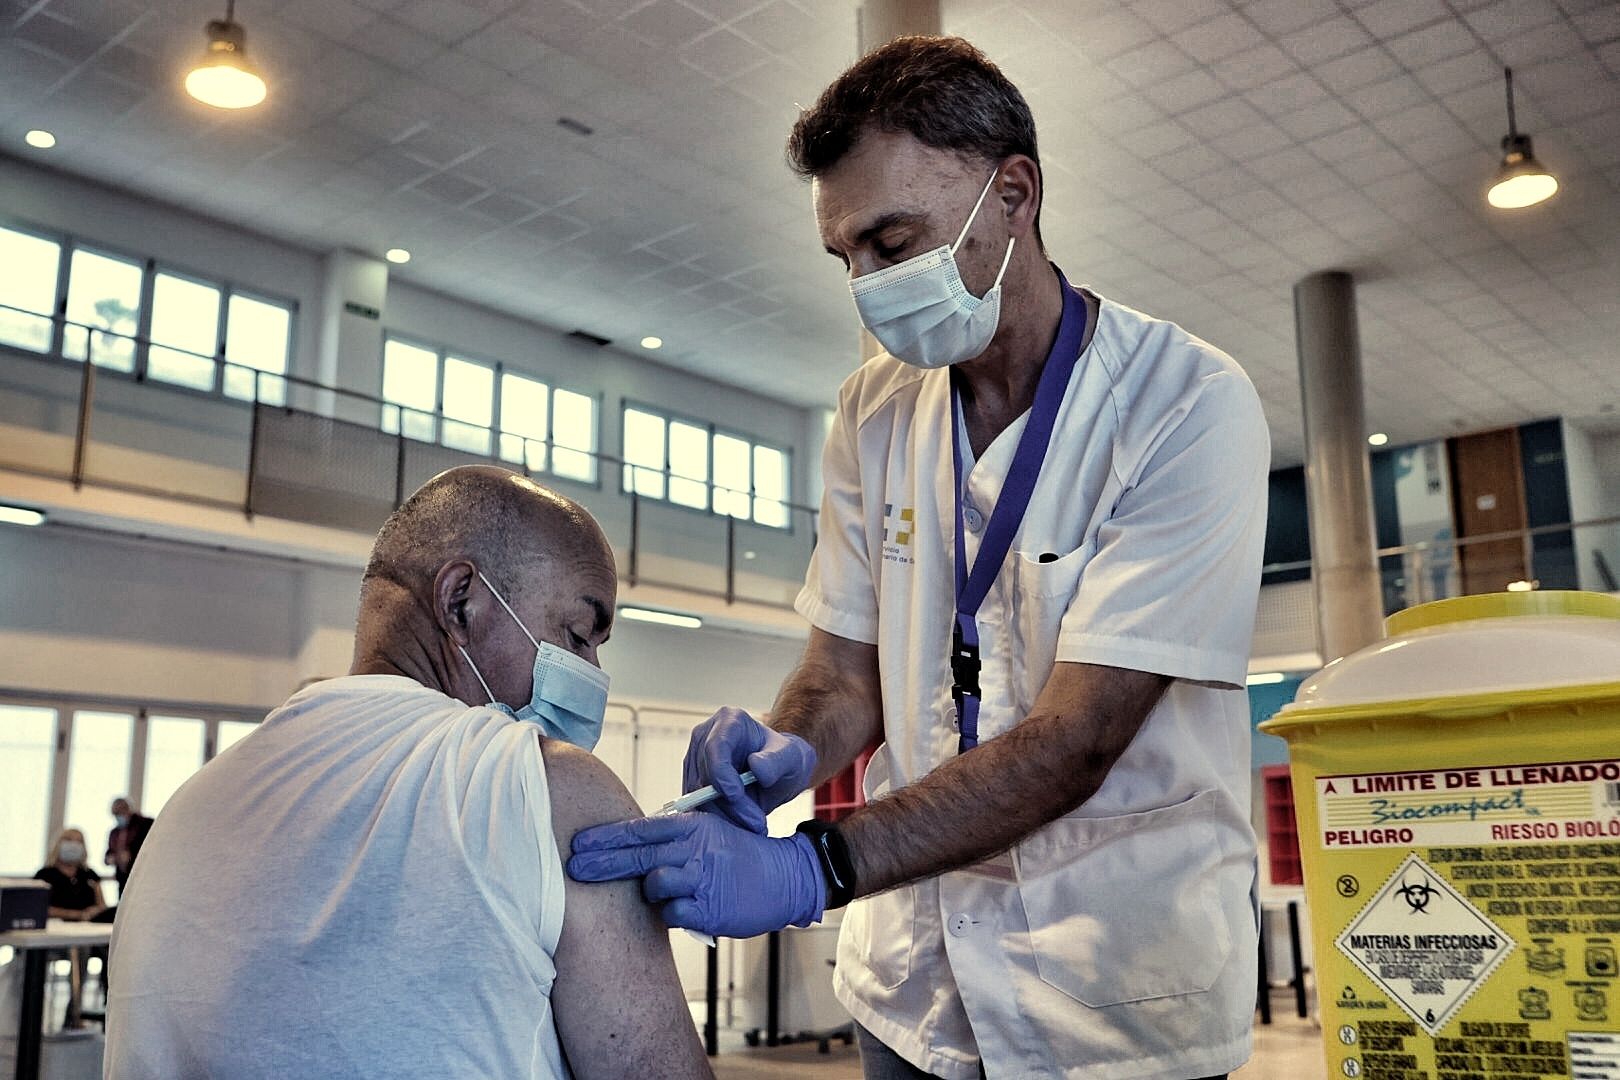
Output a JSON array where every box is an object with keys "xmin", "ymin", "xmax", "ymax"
[{"xmin": 1396, "ymin": 873, "xmax": 1438, "ymax": 914}]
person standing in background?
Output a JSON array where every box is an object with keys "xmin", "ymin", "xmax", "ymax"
[{"xmin": 105, "ymin": 797, "xmax": 152, "ymax": 890}]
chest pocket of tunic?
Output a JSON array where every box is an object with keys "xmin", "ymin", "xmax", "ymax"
[
  {"xmin": 1009, "ymin": 539, "xmax": 1095, "ymax": 714},
  {"xmin": 1013, "ymin": 789, "xmax": 1234, "ymax": 1006}
]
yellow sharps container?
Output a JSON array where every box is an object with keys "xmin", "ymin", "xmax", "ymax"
[{"xmin": 1259, "ymin": 591, "xmax": 1620, "ymax": 1080}]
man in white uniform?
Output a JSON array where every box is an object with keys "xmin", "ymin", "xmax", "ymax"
[
  {"xmin": 569, "ymin": 38, "xmax": 1268, "ymax": 1080},
  {"xmin": 108, "ymin": 467, "xmax": 710, "ymax": 1079}
]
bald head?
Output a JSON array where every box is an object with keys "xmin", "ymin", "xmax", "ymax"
[
  {"xmin": 363, "ymin": 466, "xmax": 609, "ymax": 609},
  {"xmin": 353, "ymin": 467, "xmax": 618, "ymax": 704}
]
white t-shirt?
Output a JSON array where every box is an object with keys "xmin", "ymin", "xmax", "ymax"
[
  {"xmin": 798, "ymin": 292, "xmax": 1270, "ymax": 1080},
  {"xmin": 106, "ymin": 675, "xmax": 570, "ymax": 1079}
]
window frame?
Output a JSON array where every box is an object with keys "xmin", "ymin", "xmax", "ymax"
[
  {"xmin": 0, "ymin": 215, "xmax": 300, "ymax": 408},
  {"xmin": 0, "ymin": 690, "xmax": 263, "ymax": 877},
  {"xmin": 619, "ymin": 399, "xmax": 794, "ymax": 531},
  {"xmin": 379, "ymin": 332, "xmax": 603, "ymax": 488}
]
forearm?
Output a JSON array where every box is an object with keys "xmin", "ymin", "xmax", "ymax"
[
  {"xmin": 842, "ymin": 664, "xmax": 1168, "ymax": 897},
  {"xmin": 768, "ymin": 633, "xmax": 883, "ymax": 789}
]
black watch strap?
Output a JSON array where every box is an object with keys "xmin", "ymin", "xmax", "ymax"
[{"xmin": 796, "ymin": 819, "xmax": 858, "ymax": 910}]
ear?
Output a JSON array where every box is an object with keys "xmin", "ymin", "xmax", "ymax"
[
  {"xmin": 998, "ymin": 154, "xmax": 1041, "ymax": 240},
  {"xmin": 432, "ymin": 560, "xmax": 479, "ymax": 647}
]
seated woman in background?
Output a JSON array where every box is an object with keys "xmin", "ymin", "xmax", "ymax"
[
  {"xmin": 36, "ymin": 829, "xmax": 107, "ymax": 922},
  {"xmin": 34, "ymin": 828, "xmax": 108, "ymax": 1029}
]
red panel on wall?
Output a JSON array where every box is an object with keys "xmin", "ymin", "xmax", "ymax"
[{"xmin": 1262, "ymin": 763, "xmax": 1303, "ymax": 886}]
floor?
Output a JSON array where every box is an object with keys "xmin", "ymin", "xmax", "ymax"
[
  {"xmin": 712, "ymin": 988, "xmax": 1328, "ymax": 1080},
  {"xmin": 37, "ymin": 961, "xmax": 1328, "ymax": 1079}
]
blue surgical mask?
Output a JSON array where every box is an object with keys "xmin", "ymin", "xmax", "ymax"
[
  {"xmin": 456, "ymin": 570, "xmax": 611, "ymax": 751},
  {"xmin": 849, "ymin": 170, "xmax": 1015, "ymax": 369}
]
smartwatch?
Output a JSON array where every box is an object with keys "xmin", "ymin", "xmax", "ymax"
[{"xmin": 796, "ymin": 818, "xmax": 858, "ymax": 910}]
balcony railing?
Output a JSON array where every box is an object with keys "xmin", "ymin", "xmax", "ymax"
[{"xmin": 0, "ymin": 307, "xmax": 820, "ymax": 611}]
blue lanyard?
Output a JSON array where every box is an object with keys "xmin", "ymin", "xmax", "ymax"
[{"xmin": 949, "ymin": 274, "xmax": 1088, "ymax": 753}]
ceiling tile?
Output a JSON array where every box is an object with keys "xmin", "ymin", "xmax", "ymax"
[
  {"xmin": 1279, "ymin": 16, "xmax": 1376, "ymax": 68},
  {"xmin": 1171, "ymin": 12, "xmax": 1265, "ymax": 64},
  {"xmin": 1343, "ymin": 73, "xmax": 1432, "ymax": 118},
  {"xmin": 1209, "ymin": 42, "xmax": 1298, "ymax": 92},
  {"xmin": 622, "ymin": 0, "xmax": 718, "ymax": 48},
  {"xmin": 1495, "ymin": 21, "xmax": 1586, "ymax": 67},
  {"xmin": 1245, "ymin": 72, "xmax": 1329, "ymax": 119},
  {"xmin": 1383, "ymin": 19, "xmax": 1479, "ymax": 68},
  {"xmin": 1141, "ymin": 67, "xmax": 1226, "ymax": 113},
  {"xmin": 1130, "ymin": 0, "xmax": 1229, "ymax": 35},
  {"xmin": 1352, "ymin": 0, "xmax": 1454, "ymax": 39},
  {"xmin": 1105, "ymin": 39, "xmax": 1197, "ymax": 89},
  {"xmin": 1242, "ymin": 0, "xmax": 1341, "ymax": 37},
  {"xmin": 1461, "ymin": 0, "xmax": 1562, "ymax": 43},
  {"xmin": 1314, "ymin": 46, "xmax": 1402, "ymax": 92},
  {"xmin": 680, "ymin": 27, "xmax": 766, "ymax": 81}
]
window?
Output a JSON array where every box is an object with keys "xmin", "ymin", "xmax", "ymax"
[
  {"xmin": 0, "ymin": 705, "xmax": 56, "ymax": 874},
  {"xmin": 620, "ymin": 405, "xmax": 792, "ymax": 528},
  {"xmin": 147, "ymin": 272, "xmax": 222, "ymax": 391},
  {"xmin": 63, "ymin": 249, "xmax": 142, "ymax": 372},
  {"xmin": 668, "ymin": 420, "xmax": 709, "ymax": 510},
  {"xmin": 442, "ymin": 356, "xmax": 494, "ymax": 455},
  {"xmin": 223, "ymin": 294, "xmax": 291, "ymax": 405},
  {"xmin": 381, "ymin": 338, "xmax": 439, "ymax": 442},
  {"xmin": 712, "ymin": 433, "xmax": 751, "ymax": 519},
  {"xmin": 1, "ymin": 224, "xmax": 296, "ymax": 403},
  {"xmin": 386, "ymin": 336, "xmax": 600, "ymax": 480},
  {"xmin": 0, "ymin": 226, "xmax": 61, "ymax": 353},
  {"xmin": 550, "ymin": 389, "xmax": 597, "ymax": 483},
  {"xmin": 753, "ymin": 444, "xmax": 789, "ymax": 528},
  {"xmin": 64, "ymin": 711, "xmax": 134, "ymax": 872},
  {"xmin": 623, "ymin": 407, "xmax": 666, "ymax": 499},
  {"xmin": 499, "ymin": 372, "xmax": 550, "ymax": 472},
  {"xmin": 142, "ymin": 716, "xmax": 206, "ymax": 816},
  {"xmin": 215, "ymin": 719, "xmax": 258, "ymax": 756}
]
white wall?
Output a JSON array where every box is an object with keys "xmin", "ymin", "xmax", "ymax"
[
  {"xmin": 1563, "ymin": 420, "xmax": 1620, "ymax": 592},
  {"xmin": 0, "ymin": 522, "xmax": 801, "ymax": 715}
]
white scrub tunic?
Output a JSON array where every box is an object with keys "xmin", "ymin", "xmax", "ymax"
[{"xmin": 797, "ymin": 291, "xmax": 1270, "ymax": 1080}]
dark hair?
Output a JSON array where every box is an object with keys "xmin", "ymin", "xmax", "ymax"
[{"xmin": 786, "ymin": 36, "xmax": 1042, "ymax": 236}]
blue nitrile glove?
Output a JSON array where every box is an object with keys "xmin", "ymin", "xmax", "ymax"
[
  {"xmin": 568, "ymin": 812, "xmax": 825, "ymax": 939},
  {"xmin": 683, "ymin": 706, "xmax": 817, "ymax": 834}
]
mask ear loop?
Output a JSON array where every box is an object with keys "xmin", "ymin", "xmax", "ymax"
[
  {"xmin": 456, "ymin": 644, "xmax": 499, "ymax": 706},
  {"xmin": 476, "ymin": 569, "xmax": 542, "ymax": 651},
  {"xmin": 951, "ymin": 170, "xmax": 1018, "ymax": 291}
]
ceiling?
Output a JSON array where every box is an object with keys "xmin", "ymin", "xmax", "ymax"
[{"xmin": 2, "ymin": 0, "xmax": 1618, "ymax": 465}]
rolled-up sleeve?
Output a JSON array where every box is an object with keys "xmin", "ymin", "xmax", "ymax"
[
  {"xmin": 795, "ymin": 395, "xmax": 880, "ymax": 645},
  {"xmin": 1056, "ymin": 369, "xmax": 1269, "ymax": 688}
]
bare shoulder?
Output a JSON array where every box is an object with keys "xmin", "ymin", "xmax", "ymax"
[{"xmin": 537, "ymin": 736, "xmax": 640, "ymax": 848}]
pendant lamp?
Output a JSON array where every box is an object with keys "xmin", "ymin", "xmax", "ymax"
[
  {"xmin": 1486, "ymin": 67, "xmax": 1556, "ymax": 209},
  {"xmin": 185, "ymin": 0, "xmax": 267, "ymax": 110}
]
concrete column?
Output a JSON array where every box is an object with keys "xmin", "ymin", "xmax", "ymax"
[
  {"xmin": 313, "ymin": 250, "xmax": 389, "ymax": 419},
  {"xmin": 855, "ymin": 0, "xmax": 941, "ymax": 363},
  {"xmin": 1294, "ymin": 270, "xmax": 1385, "ymax": 662},
  {"xmin": 857, "ymin": 0, "xmax": 941, "ymax": 53}
]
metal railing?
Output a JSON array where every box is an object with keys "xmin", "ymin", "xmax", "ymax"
[
  {"xmin": 0, "ymin": 306, "xmax": 821, "ymax": 610},
  {"xmin": 1262, "ymin": 513, "xmax": 1620, "ymax": 614}
]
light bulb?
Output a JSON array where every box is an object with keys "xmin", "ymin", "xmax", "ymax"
[
  {"xmin": 1487, "ymin": 171, "xmax": 1557, "ymax": 209},
  {"xmin": 186, "ymin": 63, "xmax": 266, "ymax": 109}
]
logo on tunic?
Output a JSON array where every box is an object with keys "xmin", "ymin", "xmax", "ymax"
[
  {"xmin": 884, "ymin": 504, "xmax": 914, "ymax": 546},
  {"xmin": 883, "ymin": 503, "xmax": 916, "ymax": 566}
]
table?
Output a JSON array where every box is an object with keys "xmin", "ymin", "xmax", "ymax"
[{"xmin": 1, "ymin": 922, "xmax": 112, "ymax": 1080}]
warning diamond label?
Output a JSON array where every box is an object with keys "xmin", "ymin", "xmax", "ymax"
[{"xmin": 1336, "ymin": 852, "xmax": 1516, "ymax": 1036}]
